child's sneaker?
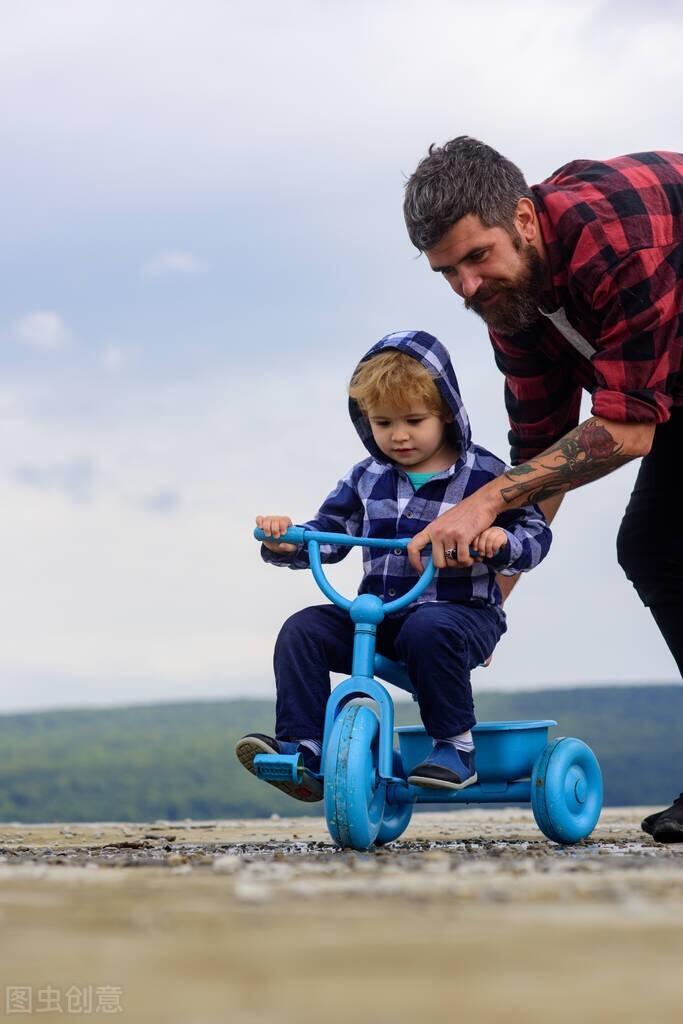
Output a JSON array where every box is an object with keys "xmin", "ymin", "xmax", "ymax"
[
  {"xmin": 407, "ymin": 742, "xmax": 478, "ymax": 791},
  {"xmin": 235, "ymin": 733, "xmax": 323, "ymax": 802}
]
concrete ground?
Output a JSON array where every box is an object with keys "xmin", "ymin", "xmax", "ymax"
[{"xmin": 0, "ymin": 808, "xmax": 682, "ymax": 1023}]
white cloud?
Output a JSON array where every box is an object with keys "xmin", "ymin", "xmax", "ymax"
[
  {"xmin": 141, "ymin": 250, "xmax": 205, "ymax": 278},
  {"xmin": 100, "ymin": 344, "xmax": 128, "ymax": 373},
  {"xmin": 13, "ymin": 457, "xmax": 96, "ymax": 503},
  {"xmin": 142, "ymin": 488, "xmax": 181, "ymax": 515},
  {"xmin": 12, "ymin": 311, "xmax": 71, "ymax": 352}
]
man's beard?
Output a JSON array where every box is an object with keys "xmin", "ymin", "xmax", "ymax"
[{"xmin": 465, "ymin": 244, "xmax": 546, "ymax": 335}]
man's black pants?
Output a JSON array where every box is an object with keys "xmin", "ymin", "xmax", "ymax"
[{"xmin": 617, "ymin": 409, "xmax": 683, "ymax": 675}]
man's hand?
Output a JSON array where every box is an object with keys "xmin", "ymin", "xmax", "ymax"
[
  {"xmin": 407, "ymin": 485, "xmax": 500, "ymax": 572},
  {"xmin": 256, "ymin": 514, "xmax": 297, "ymax": 553}
]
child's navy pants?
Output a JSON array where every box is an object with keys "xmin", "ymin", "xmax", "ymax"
[{"xmin": 274, "ymin": 601, "xmax": 506, "ymax": 742}]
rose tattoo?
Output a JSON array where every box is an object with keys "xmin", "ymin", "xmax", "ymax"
[{"xmin": 500, "ymin": 418, "xmax": 630, "ymax": 505}]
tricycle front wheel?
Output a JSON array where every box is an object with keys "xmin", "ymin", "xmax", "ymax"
[
  {"xmin": 531, "ymin": 737, "xmax": 603, "ymax": 844},
  {"xmin": 324, "ymin": 703, "xmax": 386, "ymax": 850}
]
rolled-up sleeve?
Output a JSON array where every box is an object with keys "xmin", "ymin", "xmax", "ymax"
[{"xmin": 590, "ymin": 245, "xmax": 681, "ymax": 425}]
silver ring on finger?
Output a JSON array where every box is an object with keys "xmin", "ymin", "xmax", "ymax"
[{"xmin": 445, "ymin": 548, "xmax": 457, "ymax": 560}]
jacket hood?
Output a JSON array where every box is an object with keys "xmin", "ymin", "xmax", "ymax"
[{"xmin": 348, "ymin": 330, "xmax": 472, "ymax": 463}]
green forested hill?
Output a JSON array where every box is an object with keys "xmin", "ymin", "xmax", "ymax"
[{"xmin": 0, "ymin": 686, "xmax": 680, "ymax": 822}]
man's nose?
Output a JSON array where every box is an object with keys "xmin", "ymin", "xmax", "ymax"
[{"xmin": 458, "ymin": 269, "xmax": 483, "ymax": 299}]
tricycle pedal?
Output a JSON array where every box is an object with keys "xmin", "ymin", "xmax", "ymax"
[{"xmin": 253, "ymin": 753, "xmax": 303, "ymax": 783}]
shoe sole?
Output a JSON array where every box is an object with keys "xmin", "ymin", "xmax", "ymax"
[
  {"xmin": 407, "ymin": 771, "xmax": 479, "ymax": 792},
  {"xmin": 235, "ymin": 736, "xmax": 323, "ymax": 803}
]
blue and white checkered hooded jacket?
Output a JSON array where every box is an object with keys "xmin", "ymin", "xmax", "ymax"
[{"xmin": 262, "ymin": 330, "xmax": 551, "ymax": 611}]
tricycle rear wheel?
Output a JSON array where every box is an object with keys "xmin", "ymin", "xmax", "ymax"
[{"xmin": 531, "ymin": 737, "xmax": 603, "ymax": 844}]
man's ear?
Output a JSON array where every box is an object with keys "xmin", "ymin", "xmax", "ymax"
[{"xmin": 515, "ymin": 197, "xmax": 538, "ymax": 244}]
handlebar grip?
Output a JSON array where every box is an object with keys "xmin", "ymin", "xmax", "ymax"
[{"xmin": 254, "ymin": 526, "xmax": 306, "ymax": 545}]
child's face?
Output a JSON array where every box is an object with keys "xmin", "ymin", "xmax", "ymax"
[{"xmin": 366, "ymin": 403, "xmax": 457, "ymax": 473}]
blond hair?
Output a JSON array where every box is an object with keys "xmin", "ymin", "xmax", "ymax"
[{"xmin": 348, "ymin": 350, "xmax": 447, "ymax": 416}]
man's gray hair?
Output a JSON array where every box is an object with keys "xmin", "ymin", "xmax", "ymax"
[{"xmin": 403, "ymin": 136, "xmax": 533, "ymax": 252}]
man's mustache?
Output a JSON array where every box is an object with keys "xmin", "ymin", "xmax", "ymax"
[{"xmin": 464, "ymin": 281, "xmax": 511, "ymax": 312}]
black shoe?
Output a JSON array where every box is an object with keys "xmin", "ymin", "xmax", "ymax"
[
  {"xmin": 641, "ymin": 808, "xmax": 664, "ymax": 836},
  {"xmin": 235, "ymin": 733, "xmax": 323, "ymax": 803},
  {"xmin": 651, "ymin": 793, "xmax": 683, "ymax": 844}
]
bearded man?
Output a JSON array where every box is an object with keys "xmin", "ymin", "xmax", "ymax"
[{"xmin": 403, "ymin": 137, "xmax": 683, "ymax": 842}]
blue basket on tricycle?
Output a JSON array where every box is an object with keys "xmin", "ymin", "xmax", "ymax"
[{"xmin": 251, "ymin": 526, "xmax": 603, "ymax": 850}]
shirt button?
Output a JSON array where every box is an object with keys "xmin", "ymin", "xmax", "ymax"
[
  {"xmin": 406, "ymin": 512, "xmax": 413, "ymax": 519},
  {"xmin": 388, "ymin": 588, "xmax": 396, "ymax": 597},
  {"xmin": 394, "ymin": 548, "xmax": 402, "ymax": 555}
]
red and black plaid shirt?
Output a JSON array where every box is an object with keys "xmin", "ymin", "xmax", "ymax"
[{"xmin": 489, "ymin": 151, "xmax": 683, "ymax": 464}]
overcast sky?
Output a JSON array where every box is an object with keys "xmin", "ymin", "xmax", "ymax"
[{"xmin": 0, "ymin": 0, "xmax": 681, "ymax": 713}]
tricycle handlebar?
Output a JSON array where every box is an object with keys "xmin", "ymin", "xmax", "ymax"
[
  {"xmin": 253, "ymin": 527, "xmax": 503, "ymax": 562},
  {"xmin": 254, "ymin": 525, "xmax": 509, "ymax": 616}
]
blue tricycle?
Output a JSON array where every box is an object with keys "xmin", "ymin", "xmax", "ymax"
[{"xmin": 252, "ymin": 527, "xmax": 603, "ymax": 850}]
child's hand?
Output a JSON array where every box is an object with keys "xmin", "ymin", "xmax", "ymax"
[
  {"xmin": 256, "ymin": 515, "xmax": 297, "ymax": 553},
  {"xmin": 470, "ymin": 526, "xmax": 508, "ymax": 561}
]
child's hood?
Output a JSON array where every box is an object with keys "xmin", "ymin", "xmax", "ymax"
[{"xmin": 348, "ymin": 330, "xmax": 472, "ymax": 463}]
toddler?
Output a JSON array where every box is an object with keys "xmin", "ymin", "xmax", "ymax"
[{"xmin": 236, "ymin": 331, "xmax": 552, "ymax": 801}]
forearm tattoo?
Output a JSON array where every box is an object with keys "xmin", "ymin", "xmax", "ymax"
[{"xmin": 501, "ymin": 419, "xmax": 632, "ymax": 505}]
